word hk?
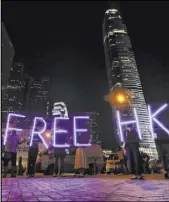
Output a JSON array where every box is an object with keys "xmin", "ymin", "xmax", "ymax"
[
  {"xmin": 116, "ymin": 103, "xmax": 169, "ymax": 142},
  {"xmin": 3, "ymin": 114, "xmax": 91, "ymax": 149}
]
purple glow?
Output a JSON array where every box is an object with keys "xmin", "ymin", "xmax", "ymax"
[
  {"xmin": 121, "ymin": 120, "xmax": 136, "ymax": 125},
  {"xmin": 116, "ymin": 108, "xmax": 142, "ymax": 142},
  {"xmin": 29, "ymin": 117, "xmax": 48, "ymax": 148},
  {"xmin": 152, "ymin": 104, "xmax": 168, "ymax": 118},
  {"xmin": 116, "ymin": 111, "xmax": 124, "ymax": 142},
  {"xmin": 73, "ymin": 116, "xmax": 91, "ymax": 147},
  {"xmin": 148, "ymin": 105, "xmax": 154, "ymax": 138},
  {"xmin": 133, "ymin": 108, "xmax": 142, "ymax": 140},
  {"xmin": 53, "ymin": 117, "xmax": 70, "ymax": 148},
  {"xmin": 153, "ymin": 118, "xmax": 169, "ymax": 135},
  {"xmin": 148, "ymin": 104, "xmax": 169, "ymax": 136},
  {"xmin": 3, "ymin": 113, "xmax": 25, "ymax": 145}
]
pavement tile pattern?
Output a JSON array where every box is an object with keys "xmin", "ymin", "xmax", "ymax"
[{"xmin": 2, "ymin": 177, "xmax": 169, "ymax": 201}]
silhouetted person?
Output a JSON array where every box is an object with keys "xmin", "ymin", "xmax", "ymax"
[
  {"xmin": 53, "ymin": 148, "xmax": 66, "ymax": 177},
  {"xmin": 52, "ymin": 133, "xmax": 67, "ymax": 177},
  {"xmin": 117, "ymin": 146, "xmax": 128, "ymax": 174},
  {"xmin": 18, "ymin": 156, "xmax": 24, "ymax": 175},
  {"xmin": 3, "ymin": 130, "xmax": 25, "ymax": 178},
  {"xmin": 27, "ymin": 135, "xmax": 42, "ymax": 177},
  {"xmin": 125, "ymin": 125, "xmax": 144, "ymax": 180},
  {"xmin": 162, "ymin": 149, "xmax": 169, "ymax": 179}
]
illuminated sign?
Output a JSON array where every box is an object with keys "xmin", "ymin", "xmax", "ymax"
[
  {"xmin": 3, "ymin": 113, "xmax": 91, "ymax": 148},
  {"xmin": 3, "ymin": 113, "xmax": 26, "ymax": 145},
  {"xmin": 117, "ymin": 104, "xmax": 169, "ymax": 141},
  {"xmin": 53, "ymin": 117, "xmax": 70, "ymax": 148},
  {"xmin": 73, "ymin": 116, "xmax": 91, "ymax": 147},
  {"xmin": 29, "ymin": 117, "xmax": 48, "ymax": 149}
]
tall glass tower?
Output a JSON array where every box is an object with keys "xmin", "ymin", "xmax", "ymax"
[{"xmin": 102, "ymin": 3, "xmax": 158, "ymax": 159}]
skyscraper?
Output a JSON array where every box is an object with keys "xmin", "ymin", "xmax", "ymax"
[
  {"xmin": 2, "ymin": 62, "xmax": 26, "ymax": 122},
  {"xmin": 52, "ymin": 102, "xmax": 68, "ymax": 118},
  {"xmin": 26, "ymin": 77, "xmax": 49, "ymax": 116},
  {"xmin": 2, "ymin": 22, "xmax": 15, "ymax": 99},
  {"xmin": 89, "ymin": 112, "xmax": 102, "ymax": 145},
  {"xmin": 102, "ymin": 3, "xmax": 158, "ymax": 158}
]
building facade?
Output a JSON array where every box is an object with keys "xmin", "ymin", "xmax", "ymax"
[
  {"xmin": 26, "ymin": 77, "xmax": 49, "ymax": 117},
  {"xmin": 2, "ymin": 22, "xmax": 15, "ymax": 99},
  {"xmin": 102, "ymin": 5, "xmax": 158, "ymax": 158},
  {"xmin": 2, "ymin": 62, "xmax": 26, "ymax": 123},
  {"xmin": 89, "ymin": 112, "xmax": 102, "ymax": 145},
  {"xmin": 52, "ymin": 102, "xmax": 68, "ymax": 118}
]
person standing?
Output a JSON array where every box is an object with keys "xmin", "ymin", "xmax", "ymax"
[
  {"xmin": 162, "ymin": 149, "xmax": 169, "ymax": 179},
  {"xmin": 117, "ymin": 146, "xmax": 128, "ymax": 174},
  {"xmin": 27, "ymin": 134, "xmax": 42, "ymax": 177},
  {"xmin": 53, "ymin": 148, "xmax": 66, "ymax": 177},
  {"xmin": 74, "ymin": 147, "xmax": 88, "ymax": 177},
  {"xmin": 124, "ymin": 124, "xmax": 144, "ymax": 180},
  {"xmin": 3, "ymin": 130, "xmax": 25, "ymax": 178},
  {"xmin": 52, "ymin": 132, "xmax": 67, "ymax": 177}
]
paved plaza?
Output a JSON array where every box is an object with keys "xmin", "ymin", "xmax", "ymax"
[{"xmin": 2, "ymin": 175, "xmax": 169, "ymax": 201}]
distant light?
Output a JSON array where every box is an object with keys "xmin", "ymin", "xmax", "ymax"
[
  {"xmin": 105, "ymin": 9, "xmax": 118, "ymax": 14},
  {"xmin": 46, "ymin": 132, "xmax": 51, "ymax": 138}
]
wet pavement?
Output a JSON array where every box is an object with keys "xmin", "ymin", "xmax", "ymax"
[{"xmin": 2, "ymin": 176, "xmax": 169, "ymax": 201}]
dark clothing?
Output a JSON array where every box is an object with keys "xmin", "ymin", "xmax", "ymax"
[
  {"xmin": 4, "ymin": 152, "xmax": 17, "ymax": 167},
  {"xmin": 120, "ymin": 157, "xmax": 129, "ymax": 173},
  {"xmin": 27, "ymin": 135, "xmax": 42, "ymax": 175},
  {"xmin": 125, "ymin": 129, "xmax": 140, "ymax": 144},
  {"xmin": 53, "ymin": 149, "xmax": 65, "ymax": 174},
  {"xmin": 28, "ymin": 135, "xmax": 42, "ymax": 148},
  {"xmin": 55, "ymin": 134, "xmax": 68, "ymax": 145},
  {"xmin": 163, "ymin": 150, "xmax": 169, "ymax": 172},
  {"xmin": 127, "ymin": 143, "xmax": 142, "ymax": 175},
  {"xmin": 141, "ymin": 153, "xmax": 150, "ymax": 173},
  {"xmin": 27, "ymin": 148, "xmax": 38, "ymax": 175},
  {"xmin": 120, "ymin": 159, "xmax": 125, "ymax": 172}
]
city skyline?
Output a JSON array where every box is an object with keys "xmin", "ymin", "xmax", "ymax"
[{"xmin": 2, "ymin": 1, "xmax": 169, "ymax": 149}]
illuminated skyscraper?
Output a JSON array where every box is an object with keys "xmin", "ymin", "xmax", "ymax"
[
  {"xmin": 26, "ymin": 77, "xmax": 49, "ymax": 116},
  {"xmin": 89, "ymin": 112, "xmax": 101, "ymax": 145},
  {"xmin": 52, "ymin": 102, "xmax": 68, "ymax": 118},
  {"xmin": 102, "ymin": 3, "xmax": 158, "ymax": 158},
  {"xmin": 2, "ymin": 62, "xmax": 26, "ymax": 122}
]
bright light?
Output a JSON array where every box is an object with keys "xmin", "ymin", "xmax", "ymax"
[
  {"xmin": 45, "ymin": 132, "xmax": 51, "ymax": 138},
  {"xmin": 53, "ymin": 117, "xmax": 70, "ymax": 148},
  {"xmin": 105, "ymin": 9, "xmax": 118, "ymax": 14},
  {"xmin": 116, "ymin": 108, "xmax": 142, "ymax": 142},
  {"xmin": 73, "ymin": 116, "xmax": 91, "ymax": 147},
  {"xmin": 116, "ymin": 111, "xmax": 124, "ymax": 142},
  {"xmin": 116, "ymin": 94, "xmax": 126, "ymax": 104},
  {"xmin": 148, "ymin": 104, "xmax": 169, "ymax": 137},
  {"xmin": 152, "ymin": 104, "xmax": 168, "ymax": 118},
  {"xmin": 153, "ymin": 118, "xmax": 169, "ymax": 135},
  {"xmin": 121, "ymin": 120, "xmax": 136, "ymax": 125},
  {"xmin": 133, "ymin": 108, "xmax": 142, "ymax": 140},
  {"xmin": 29, "ymin": 117, "xmax": 48, "ymax": 149},
  {"xmin": 3, "ymin": 113, "xmax": 25, "ymax": 145},
  {"xmin": 148, "ymin": 105, "xmax": 154, "ymax": 138}
]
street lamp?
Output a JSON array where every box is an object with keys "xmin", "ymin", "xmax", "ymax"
[
  {"xmin": 115, "ymin": 93, "xmax": 127, "ymax": 104},
  {"xmin": 104, "ymin": 86, "xmax": 131, "ymax": 109}
]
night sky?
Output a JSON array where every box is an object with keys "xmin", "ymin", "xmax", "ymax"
[{"xmin": 2, "ymin": 1, "xmax": 169, "ymax": 149}]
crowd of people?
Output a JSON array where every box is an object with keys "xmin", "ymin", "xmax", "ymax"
[
  {"xmin": 2, "ymin": 127, "xmax": 169, "ymax": 180},
  {"xmin": 2, "ymin": 130, "xmax": 68, "ymax": 178}
]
